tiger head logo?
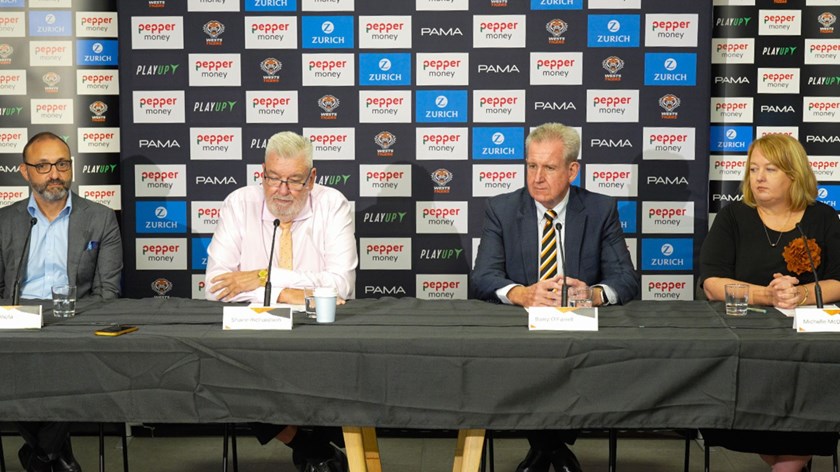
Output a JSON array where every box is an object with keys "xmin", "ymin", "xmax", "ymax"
[
  {"xmin": 203, "ymin": 20, "xmax": 225, "ymax": 38},
  {"xmin": 659, "ymin": 94, "xmax": 681, "ymax": 113},
  {"xmin": 818, "ymin": 12, "xmax": 837, "ymax": 28},
  {"xmin": 546, "ymin": 19, "xmax": 568, "ymax": 37},
  {"xmin": 318, "ymin": 95, "xmax": 340, "ymax": 113},
  {"xmin": 602, "ymin": 56, "xmax": 625, "ymax": 74},
  {"xmin": 42, "ymin": 72, "xmax": 60, "ymax": 87},
  {"xmin": 374, "ymin": 131, "xmax": 396, "ymax": 150},
  {"xmin": 151, "ymin": 278, "xmax": 173, "ymax": 296},
  {"xmin": 260, "ymin": 57, "xmax": 282, "ymax": 75},
  {"xmin": 89, "ymin": 101, "xmax": 108, "ymax": 116},
  {"xmin": 0, "ymin": 43, "xmax": 12, "ymax": 60},
  {"xmin": 430, "ymin": 168, "xmax": 453, "ymax": 187}
]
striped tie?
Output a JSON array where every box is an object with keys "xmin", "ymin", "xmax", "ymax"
[{"xmin": 540, "ymin": 210, "xmax": 558, "ymax": 280}]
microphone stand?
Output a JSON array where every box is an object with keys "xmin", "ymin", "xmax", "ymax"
[
  {"xmin": 12, "ymin": 217, "xmax": 37, "ymax": 305},
  {"xmin": 796, "ymin": 223, "xmax": 823, "ymax": 308},
  {"xmin": 555, "ymin": 222, "xmax": 568, "ymax": 307},
  {"xmin": 263, "ymin": 219, "xmax": 281, "ymax": 307}
]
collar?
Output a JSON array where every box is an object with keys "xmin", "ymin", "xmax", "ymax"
[{"xmin": 27, "ymin": 191, "xmax": 72, "ymax": 220}]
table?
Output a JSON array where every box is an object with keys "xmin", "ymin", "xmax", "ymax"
[{"xmin": 1, "ymin": 298, "xmax": 838, "ymax": 471}]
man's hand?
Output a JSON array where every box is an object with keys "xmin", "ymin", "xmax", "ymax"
[{"xmin": 209, "ymin": 270, "xmax": 262, "ymax": 301}]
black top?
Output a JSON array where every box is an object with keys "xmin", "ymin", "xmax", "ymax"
[{"xmin": 699, "ymin": 201, "xmax": 840, "ymax": 287}]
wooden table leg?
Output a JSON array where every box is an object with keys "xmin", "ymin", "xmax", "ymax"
[
  {"xmin": 343, "ymin": 427, "xmax": 382, "ymax": 472},
  {"xmin": 453, "ymin": 429, "xmax": 486, "ymax": 472}
]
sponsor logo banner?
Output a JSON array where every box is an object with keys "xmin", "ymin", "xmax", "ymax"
[
  {"xmin": 136, "ymin": 201, "xmax": 188, "ymax": 234},
  {"xmin": 416, "ymin": 52, "xmax": 469, "ymax": 86},
  {"xmin": 758, "ymin": 9, "xmax": 802, "ymax": 36},
  {"xmin": 136, "ymin": 237, "xmax": 188, "ymax": 270},
  {"xmin": 588, "ymin": 14, "xmax": 640, "ymax": 48},
  {"xmin": 246, "ymin": 91, "xmax": 298, "ymax": 123},
  {"xmin": 304, "ymin": 127, "xmax": 355, "ymax": 160},
  {"xmin": 131, "ymin": 16, "xmax": 184, "ymax": 50},
  {"xmin": 646, "ymin": 14, "xmax": 698, "ymax": 47},
  {"xmin": 189, "ymin": 53, "xmax": 241, "ymax": 87},
  {"xmin": 757, "ymin": 67, "xmax": 800, "ymax": 94},
  {"xmin": 473, "ymin": 89, "xmax": 526, "ymax": 123},
  {"xmin": 301, "ymin": 16, "xmax": 354, "ymax": 49},
  {"xmin": 0, "ymin": 185, "xmax": 27, "ymax": 207},
  {"xmin": 712, "ymin": 38, "xmax": 755, "ymax": 64},
  {"xmin": 359, "ymin": 52, "xmax": 411, "ymax": 86},
  {"xmin": 805, "ymin": 39, "xmax": 840, "ymax": 64},
  {"xmin": 190, "ymin": 128, "xmax": 243, "ymax": 160},
  {"xmin": 617, "ymin": 200, "xmax": 637, "ymax": 233},
  {"xmin": 191, "ymin": 237, "xmax": 212, "ymax": 270},
  {"xmin": 0, "ymin": 0, "xmax": 24, "ymax": 7},
  {"xmin": 643, "ymin": 275, "xmax": 694, "ymax": 301},
  {"xmin": 416, "ymin": 90, "xmax": 467, "ymax": 123},
  {"xmin": 135, "ymin": 164, "xmax": 187, "ymax": 197},
  {"xmin": 709, "ymin": 155, "xmax": 747, "ymax": 181},
  {"xmin": 589, "ymin": 0, "xmax": 640, "ymax": 7},
  {"xmin": 359, "ymin": 90, "xmax": 411, "ymax": 123},
  {"xmin": 642, "ymin": 201, "xmax": 695, "ymax": 234},
  {"xmin": 709, "ymin": 126, "xmax": 752, "ymax": 153},
  {"xmin": 360, "ymin": 164, "xmax": 411, "ymax": 197},
  {"xmin": 586, "ymin": 164, "xmax": 638, "ymax": 197},
  {"xmin": 78, "ymin": 127, "xmax": 120, "ymax": 153},
  {"xmin": 192, "ymin": 274, "xmax": 206, "ymax": 300},
  {"xmin": 244, "ymin": 0, "xmax": 296, "ymax": 11},
  {"xmin": 76, "ymin": 69, "xmax": 119, "ymax": 95},
  {"xmin": 416, "ymin": 274, "xmax": 468, "ymax": 300},
  {"xmin": 0, "ymin": 12, "xmax": 25, "ymax": 37},
  {"xmin": 189, "ymin": 0, "xmax": 240, "ymax": 11},
  {"xmin": 817, "ymin": 185, "xmax": 840, "ymax": 210},
  {"xmin": 0, "ymin": 70, "xmax": 25, "ymax": 95},
  {"xmin": 529, "ymin": 52, "xmax": 583, "ymax": 85},
  {"xmin": 79, "ymin": 185, "xmax": 120, "ymax": 210},
  {"xmin": 640, "ymin": 238, "xmax": 693, "ymax": 271},
  {"xmin": 133, "ymin": 90, "xmax": 186, "ymax": 124},
  {"xmin": 710, "ymin": 97, "xmax": 753, "ymax": 123},
  {"xmin": 0, "ymin": 127, "xmax": 26, "ymax": 153},
  {"xmin": 473, "ymin": 15, "xmax": 526, "ymax": 48},
  {"xmin": 360, "ymin": 237, "xmax": 412, "ymax": 270},
  {"xmin": 416, "ymin": 127, "xmax": 468, "ymax": 160},
  {"xmin": 359, "ymin": 15, "xmax": 411, "ymax": 49},
  {"xmin": 644, "ymin": 53, "xmax": 697, "ymax": 86},
  {"xmin": 587, "ymin": 89, "xmax": 639, "ymax": 123},
  {"xmin": 531, "ymin": 0, "xmax": 583, "ymax": 9},
  {"xmin": 472, "ymin": 127, "xmax": 524, "ymax": 159},
  {"xmin": 416, "ymin": 201, "xmax": 468, "ymax": 234},
  {"xmin": 31, "ymin": 98, "xmax": 73, "ymax": 124},
  {"xmin": 756, "ymin": 126, "xmax": 798, "ymax": 140},
  {"xmin": 416, "ymin": 0, "xmax": 467, "ymax": 10},
  {"xmin": 29, "ymin": 40, "xmax": 72, "ymax": 66},
  {"xmin": 803, "ymin": 96, "xmax": 840, "ymax": 122},
  {"xmin": 472, "ymin": 164, "xmax": 523, "ymax": 197},
  {"xmin": 244, "ymin": 16, "xmax": 297, "ymax": 49},
  {"xmin": 810, "ymin": 156, "xmax": 840, "ymax": 181},
  {"xmin": 29, "ymin": 10, "xmax": 72, "ymax": 37},
  {"xmin": 643, "ymin": 127, "xmax": 696, "ymax": 160},
  {"xmin": 302, "ymin": 53, "xmax": 354, "ymax": 86}
]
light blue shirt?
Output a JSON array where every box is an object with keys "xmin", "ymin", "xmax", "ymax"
[{"xmin": 21, "ymin": 192, "xmax": 72, "ymax": 300}]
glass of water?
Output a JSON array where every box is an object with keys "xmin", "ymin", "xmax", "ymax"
[
  {"xmin": 303, "ymin": 287, "xmax": 317, "ymax": 319},
  {"xmin": 52, "ymin": 284, "xmax": 77, "ymax": 318},
  {"xmin": 724, "ymin": 284, "xmax": 749, "ymax": 316}
]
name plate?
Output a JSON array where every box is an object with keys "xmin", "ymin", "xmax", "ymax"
[
  {"xmin": 223, "ymin": 305, "xmax": 293, "ymax": 330},
  {"xmin": 794, "ymin": 307, "xmax": 840, "ymax": 332},
  {"xmin": 528, "ymin": 306, "xmax": 598, "ymax": 331},
  {"xmin": 0, "ymin": 305, "xmax": 43, "ymax": 330}
]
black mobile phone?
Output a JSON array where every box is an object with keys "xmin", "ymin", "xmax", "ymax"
[{"xmin": 94, "ymin": 325, "xmax": 139, "ymax": 336}]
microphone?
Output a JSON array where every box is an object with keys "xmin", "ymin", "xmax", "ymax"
[
  {"xmin": 555, "ymin": 222, "xmax": 568, "ymax": 307},
  {"xmin": 795, "ymin": 223, "xmax": 823, "ymax": 308},
  {"xmin": 263, "ymin": 219, "xmax": 281, "ymax": 307},
  {"xmin": 12, "ymin": 217, "xmax": 37, "ymax": 305}
]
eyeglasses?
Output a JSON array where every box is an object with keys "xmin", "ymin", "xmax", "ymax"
[
  {"xmin": 263, "ymin": 168, "xmax": 312, "ymax": 191},
  {"xmin": 24, "ymin": 160, "xmax": 72, "ymax": 174}
]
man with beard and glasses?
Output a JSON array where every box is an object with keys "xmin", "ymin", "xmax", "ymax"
[
  {"xmin": 0, "ymin": 132, "xmax": 123, "ymax": 472},
  {"xmin": 205, "ymin": 131, "xmax": 356, "ymax": 472}
]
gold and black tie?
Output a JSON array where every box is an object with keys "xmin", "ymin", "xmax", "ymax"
[{"xmin": 539, "ymin": 210, "xmax": 558, "ymax": 280}]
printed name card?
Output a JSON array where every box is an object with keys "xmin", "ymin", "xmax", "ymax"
[
  {"xmin": 223, "ymin": 305, "xmax": 293, "ymax": 330},
  {"xmin": 528, "ymin": 306, "xmax": 598, "ymax": 331},
  {"xmin": 0, "ymin": 305, "xmax": 43, "ymax": 330},
  {"xmin": 794, "ymin": 308, "xmax": 840, "ymax": 332}
]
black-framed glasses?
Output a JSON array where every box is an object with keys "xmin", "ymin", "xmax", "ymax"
[
  {"xmin": 24, "ymin": 160, "xmax": 72, "ymax": 174},
  {"xmin": 263, "ymin": 168, "xmax": 312, "ymax": 191}
]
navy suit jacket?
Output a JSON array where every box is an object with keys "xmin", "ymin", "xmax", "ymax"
[
  {"xmin": 470, "ymin": 186, "xmax": 639, "ymax": 304},
  {"xmin": 0, "ymin": 192, "xmax": 122, "ymax": 300}
]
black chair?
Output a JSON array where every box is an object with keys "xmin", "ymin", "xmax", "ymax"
[{"xmin": 0, "ymin": 422, "xmax": 129, "ymax": 472}]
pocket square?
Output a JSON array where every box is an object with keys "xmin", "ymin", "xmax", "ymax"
[{"xmin": 86, "ymin": 240, "xmax": 99, "ymax": 251}]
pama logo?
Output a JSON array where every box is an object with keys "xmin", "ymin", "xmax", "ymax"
[{"xmin": 203, "ymin": 20, "xmax": 225, "ymax": 46}]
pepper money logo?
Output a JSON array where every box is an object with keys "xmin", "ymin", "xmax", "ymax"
[
  {"xmin": 416, "ymin": 275, "xmax": 468, "ymax": 300},
  {"xmin": 79, "ymin": 185, "xmax": 121, "ymax": 211},
  {"xmin": 643, "ymin": 275, "xmax": 693, "ymax": 301},
  {"xmin": 360, "ymin": 238, "xmax": 412, "ymax": 270},
  {"xmin": 473, "ymin": 15, "xmax": 526, "ymax": 48},
  {"xmin": 136, "ymin": 238, "xmax": 187, "ymax": 270},
  {"xmin": 133, "ymin": 90, "xmax": 186, "ymax": 123},
  {"xmin": 77, "ymin": 70, "xmax": 119, "ymax": 95},
  {"xmin": 304, "ymin": 127, "xmax": 355, "ymax": 161},
  {"xmin": 135, "ymin": 164, "xmax": 187, "ymax": 197},
  {"xmin": 416, "ymin": 201, "xmax": 468, "ymax": 234},
  {"xmin": 132, "ymin": 16, "xmax": 184, "ymax": 50}
]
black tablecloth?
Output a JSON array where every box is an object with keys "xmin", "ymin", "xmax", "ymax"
[{"xmin": 0, "ymin": 298, "xmax": 837, "ymax": 432}]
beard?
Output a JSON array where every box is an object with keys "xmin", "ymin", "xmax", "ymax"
[
  {"xmin": 32, "ymin": 178, "xmax": 70, "ymax": 202},
  {"xmin": 266, "ymin": 190, "xmax": 309, "ymax": 221}
]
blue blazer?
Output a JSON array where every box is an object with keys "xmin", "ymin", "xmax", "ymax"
[{"xmin": 470, "ymin": 186, "xmax": 640, "ymax": 304}]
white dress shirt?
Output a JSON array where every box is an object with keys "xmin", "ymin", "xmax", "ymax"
[{"xmin": 205, "ymin": 184, "xmax": 357, "ymax": 303}]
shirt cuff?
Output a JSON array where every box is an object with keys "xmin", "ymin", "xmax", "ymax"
[
  {"xmin": 593, "ymin": 284, "xmax": 617, "ymax": 305},
  {"xmin": 496, "ymin": 284, "xmax": 520, "ymax": 305}
]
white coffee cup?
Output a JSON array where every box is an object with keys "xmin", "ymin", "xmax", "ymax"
[{"xmin": 314, "ymin": 287, "xmax": 338, "ymax": 323}]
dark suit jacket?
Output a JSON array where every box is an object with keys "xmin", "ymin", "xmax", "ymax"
[
  {"xmin": 470, "ymin": 186, "xmax": 640, "ymax": 304},
  {"xmin": 0, "ymin": 192, "xmax": 122, "ymax": 300}
]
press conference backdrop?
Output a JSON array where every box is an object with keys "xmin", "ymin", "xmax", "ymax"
[{"xmin": 0, "ymin": 0, "xmax": 713, "ymax": 301}]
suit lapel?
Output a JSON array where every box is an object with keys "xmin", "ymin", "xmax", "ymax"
[
  {"xmin": 516, "ymin": 193, "xmax": 539, "ymax": 286},
  {"xmin": 564, "ymin": 188, "xmax": 587, "ymax": 277},
  {"xmin": 67, "ymin": 194, "xmax": 88, "ymax": 285}
]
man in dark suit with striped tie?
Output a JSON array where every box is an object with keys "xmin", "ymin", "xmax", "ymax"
[{"xmin": 470, "ymin": 123, "xmax": 639, "ymax": 472}]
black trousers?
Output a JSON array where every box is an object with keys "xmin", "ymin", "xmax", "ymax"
[
  {"xmin": 250, "ymin": 423, "xmax": 345, "ymax": 448},
  {"xmin": 15, "ymin": 421, "xmax": 71, "ymax": 460},
  {"xmin": 526, "ymin": 429, "xmax": 579, "ymax": 449}
]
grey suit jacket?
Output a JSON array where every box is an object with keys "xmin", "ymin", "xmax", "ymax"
[
  {"xmin": 470, "ymin": 186, "xmax": 640, "ymax": 304},
  {"xmin": 0, "ymin": 192, "xmax": 122, "ymax": 300}
]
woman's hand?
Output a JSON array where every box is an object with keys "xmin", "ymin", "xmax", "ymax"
[{"xmin": 768, "ymin": 273, "xmax": 802, "ymax": 309}]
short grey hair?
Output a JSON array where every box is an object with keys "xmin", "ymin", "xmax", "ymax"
[
  {"xmin": 525, "ymin": 123, "xmax": 581, "ymax": 165},
  {"xmin": 264, "ymin": 131, "xmax": 313, "ymax": 168}
]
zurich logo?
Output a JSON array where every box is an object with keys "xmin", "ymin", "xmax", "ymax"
[
  {"xmin": 660, "ymin": 243, "xmax": 674, "ymax": 257},
  {"xmin": 492, "ymin": 132, "xmax": 506, "ymax": 145}
]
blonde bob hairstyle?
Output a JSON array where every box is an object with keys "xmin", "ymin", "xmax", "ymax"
[{"xmin": 742, "ymin": 134, "xmax": 817, "ymax": 211}]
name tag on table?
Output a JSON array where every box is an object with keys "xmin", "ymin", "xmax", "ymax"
[
  {"xmin": 528, "ymin": 306, "xmax": 598, "ymax": 331},
  {"xmin": 794, "ymin": 307, "xmax": 840, "ymax": 332},
  {"xmin": 0, "ymin": 305, "xmax": 42, "ymax": 330},
  {"xmin": 223, "ymin": 305, "xmax": 293, "ymax": 330}
]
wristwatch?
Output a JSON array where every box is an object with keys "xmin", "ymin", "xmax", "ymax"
[
  {"xmin": 595, "ymin": 286, "xmax": 609, "ymax": 306},
  {"xmin": 258, "ymin": 269, "xmax": 268, "ymax": 287}
]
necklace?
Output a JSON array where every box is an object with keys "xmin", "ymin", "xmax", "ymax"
[{"xmin": 758, "ymin": 208, "xmax": 791, "ymax": 248}]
